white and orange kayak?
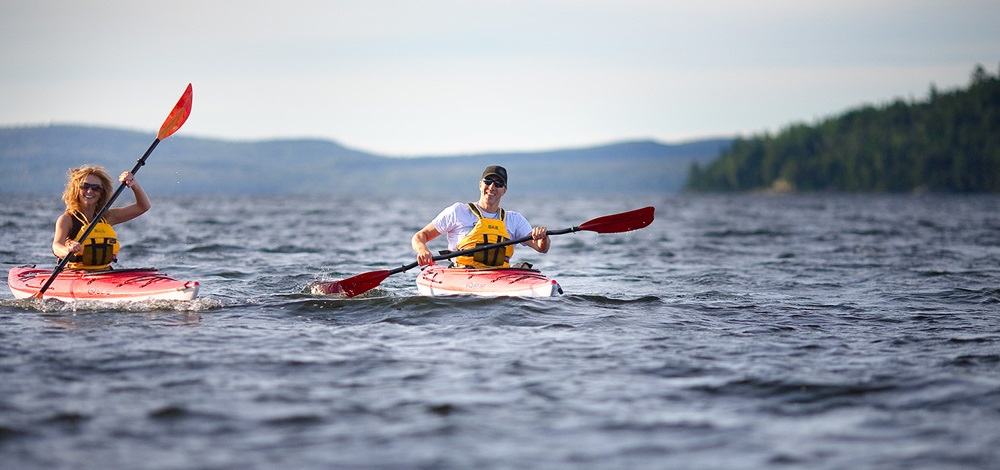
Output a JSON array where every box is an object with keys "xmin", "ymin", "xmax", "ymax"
[
  {"xmin": 415, "ymin": 265, "xmax": 563, "ymax": 297},
  {"xmin": 7, "ymin": 265, "xmax": 199, "ymax": 303}
]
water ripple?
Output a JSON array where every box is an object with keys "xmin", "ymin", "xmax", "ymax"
[{"xmin": 2, "ymin": 193, "xmax": 999, "ymax": 469}]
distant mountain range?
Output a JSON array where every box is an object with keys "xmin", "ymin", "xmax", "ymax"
[{"xmin": 0, "ymin": 125, "xmax": 730, "ymax": 196}]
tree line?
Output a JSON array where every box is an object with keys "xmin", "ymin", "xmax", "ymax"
[{"xmin": 686, "ymin": 64, "xmax": 1000, "ymax": 192}]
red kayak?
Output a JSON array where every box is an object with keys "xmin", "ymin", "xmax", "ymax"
[
  {"xmin": 415, "ymin": 265, "xmax": 563, "ymax": 297},
  {"xmin": 8, "ymin": 265, "xmax": 199, "ymax": 303}
]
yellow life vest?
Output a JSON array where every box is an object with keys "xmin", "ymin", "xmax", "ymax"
[
  {"xmin": 64, "ymin": 210, "xmax": 119, "ymax": 270},
  {"xmin": 455, "ymin": 203, "xmax": 514, "ymax": 268}
]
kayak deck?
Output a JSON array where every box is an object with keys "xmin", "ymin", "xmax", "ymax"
[
  {"xmin": 416, "ymin": 265, "xmax": 562, "ymax": 297},
  {"xmin": 8, "ymin": 265, "xmax": 200, "ymax": 303}
]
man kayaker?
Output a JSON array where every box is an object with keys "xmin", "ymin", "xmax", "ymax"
[
  {"xmin": 412, "ymin": 165, "xmax": 549, "ymax": 268},
  {"xmin": 52, "ymin": 165, "xmax": 151, "ymax": 271}
]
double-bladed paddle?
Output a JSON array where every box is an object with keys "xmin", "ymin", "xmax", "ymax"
[
  {"xmin": 35, "ymin": 84, "xmax": 194, "ymax": 299},
  {"xmin": 312, "ymin": 206, "xmax": 655, "ymax": 297}
]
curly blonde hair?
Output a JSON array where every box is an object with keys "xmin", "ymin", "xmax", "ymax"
[{"xmin": 62, "ymin": 165, "xmax": 113, "ymax": 213}]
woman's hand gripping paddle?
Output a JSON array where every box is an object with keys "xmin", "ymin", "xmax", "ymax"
[
  {"xmin": 313, "ymin": 206, "xmax": 655, "ymax": 297},
  {"xmin": 34, "ymin": 84, "xmax": 194, "ymax": 299}
]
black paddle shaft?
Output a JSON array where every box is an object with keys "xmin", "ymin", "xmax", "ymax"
[
  {"xmin": 324, "ymin": 206, "xmax": 653, "ymax": 297},
  {"xmin": 386, "ymin": 226, "xmax": 581, "ymax": 276},
  {"xmin": 35, "ymin": 139, "xmax": 161, "ymax": 296}
]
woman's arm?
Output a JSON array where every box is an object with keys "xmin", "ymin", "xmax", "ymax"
[
  {"xmin": 52, "ymin": 213, "xmax": 81, "ymax": 259},
  {"xmin": 105, "ymin": 172, "xmax": 151, "ymax": 225}
]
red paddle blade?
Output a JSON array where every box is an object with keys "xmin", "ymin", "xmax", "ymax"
[
  {"xmin": 157, "ymin": 83, "xmax": 193, "ymax": 140},
  {"xmin": 311, "ymin": 270, "xmax": 392, "ymax": 298},
  {"xmin": 578, "ymin": 206, "xmax": 655, "ymax": 233}
]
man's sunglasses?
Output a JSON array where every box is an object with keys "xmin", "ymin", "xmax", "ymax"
[
  {"xmin": 482, "ymin": 178, "xmax": 506, "ymax": 188},
  {"xmin": 81, "ymin": 183, "xmax": 103, "ymax": 192}
]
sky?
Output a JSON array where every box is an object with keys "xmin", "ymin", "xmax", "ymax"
[{"xmin": 2, "ymin": 1, "xmax": 998, "ymax": 156}]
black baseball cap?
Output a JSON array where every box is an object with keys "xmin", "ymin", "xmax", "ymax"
[{"xmin": 481, "ymin": 165, "xmax": 508, "ymax": 186}]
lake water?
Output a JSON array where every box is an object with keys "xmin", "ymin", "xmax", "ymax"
[{"xmin": 1, "ymin": 192, "xmax": 999, "ymax": 469}]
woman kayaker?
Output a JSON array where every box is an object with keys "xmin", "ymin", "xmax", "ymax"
[
  {"xmin": 411, "ymin": 165, "xmax": 549, "ymax": 268},
  {"xmin": 51, "ymin": 165, "xmax": 150, "ymax": 271}
]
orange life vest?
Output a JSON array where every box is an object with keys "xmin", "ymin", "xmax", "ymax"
[
  {"xmin": 62, "ymin": 210, "xmax": 119, "ymax": 270},
  {"xmin": 454, "ymin": 203, "xmax": 514, "ymax": 268}
]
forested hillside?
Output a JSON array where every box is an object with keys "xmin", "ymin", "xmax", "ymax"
[{"xmin": 686, "ymin": 64, "xmax": 1000, "ymax": 192}]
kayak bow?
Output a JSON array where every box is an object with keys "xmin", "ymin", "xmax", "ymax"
[{"xmin": 10, "ymin": 266, "xmax": 199, "ymax": 303}]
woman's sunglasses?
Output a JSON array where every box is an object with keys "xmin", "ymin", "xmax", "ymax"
[
  {"xmin": 482, "ymin": 178, "xmax": 506, "ymax": 188},
  {"xmin": 81, "ymin": 183, "xmax": 103, "ymax": 192}
]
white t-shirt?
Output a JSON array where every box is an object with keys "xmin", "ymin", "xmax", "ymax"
[{"xmin": 431, "ymin": 202, "xmax": 533, "ymax": 251}]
